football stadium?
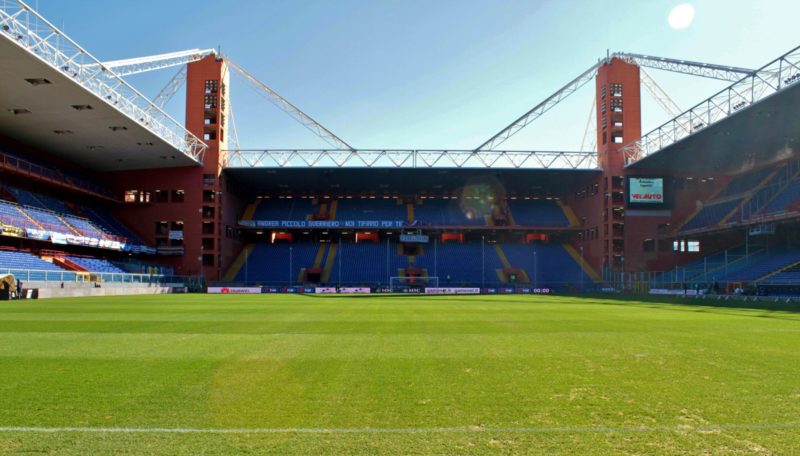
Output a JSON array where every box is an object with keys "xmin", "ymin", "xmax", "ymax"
[{"xmin": 1, "ymin": 0, "xmax": 800, "ymax": 453}]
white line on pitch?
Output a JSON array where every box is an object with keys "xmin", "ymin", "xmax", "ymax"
[{"xmin": 0, "ymin": 423, "xmax": 797, "ymax": 434}]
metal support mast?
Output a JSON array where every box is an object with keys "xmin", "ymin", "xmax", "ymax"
[
  {"xmin": 95, "ymin": 48, "xmax": 354, "ymax": 151},
  {"xmin": 611, "ymin": 52, "xmax": 754, "ymax": 82},
  {"xmin": 639, "ymin": 67, "xmax": 682, "ymax": 118},
  {"xmin": 475, "ymin": 52, "xmax": 755, "ymax": 152},
  {"xmin": 95, "ymin": 48, "xmax": 216, "ymax": 77},
  {"xmin": 474, "ymin": 61, "xmax": 603, "ymax": 152},
  {"xmin": 225, "ymin": 58, "xmax": 354, "ymax": 151},
  {"xmin": 148, "ymin": 66, "xmax": 187, "ymax": 111}
]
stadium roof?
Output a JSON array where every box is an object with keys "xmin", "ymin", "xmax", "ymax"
[
  {"xmin": 225, "ymin": 167, "xmax": 600, "ymax": 197},
  {"xmin": 0, "ymin": 2, "xmax": 205, "ymax": 171},
  {"xmin": 625, "ymin": 79, "xmax": 800, "ymax": 174}
]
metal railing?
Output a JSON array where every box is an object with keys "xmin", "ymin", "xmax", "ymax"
[
  {"xmin": 224, "ymin": 149, "xmax": 599, "ymax": 170},
  {"xmin": 0, "ymin": 0, "xmax": 207, "ymax": 163},
  {"xmin": 623, "ymin": 44, "xmax": 800, "ymax": 164},
  {"xmin": 0, "ymin": 151, "xmax": 117, "ymax": 200},
  {"xmin": 1, "ymin": 268, "xmax": 166, "ymax": 284}
]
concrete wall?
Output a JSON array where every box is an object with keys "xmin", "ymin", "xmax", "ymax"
[{"xmin": 20, "ymin": 281, "xmax": 177, "ymax": 299}]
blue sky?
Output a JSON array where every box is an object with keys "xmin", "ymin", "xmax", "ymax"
[{"xmin": 34, "ymin": 0, "xmax": 800, "ymax": 151}]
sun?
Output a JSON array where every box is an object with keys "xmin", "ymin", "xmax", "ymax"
[{"xmin": 668, "ymin": 3, "xmax": 695, "ymax": 30}]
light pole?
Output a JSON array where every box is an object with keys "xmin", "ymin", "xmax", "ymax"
[
  {"xmin": 481, "ymin": 235, "xmax": 485, "ymax": 288},
  {"xmin": 434, "ymin": 237, "xmax": 438, "ymax": 279},
  {"xmin": 199, "ymin": 244, "xmax": 204, "ymax": 285},
  {"xmin": 386, "ymin": 237, "xmax": 390, "ymax": 287}
]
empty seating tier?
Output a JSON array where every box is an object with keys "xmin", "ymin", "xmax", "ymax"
[{"xmin": 507, "ymin": 199, "xmax": 569, "ymax": 226}]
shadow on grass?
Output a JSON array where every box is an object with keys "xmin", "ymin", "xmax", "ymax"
[{"xmin": 568, "ymin": 293, "xmax": 800, "ymax": 321}]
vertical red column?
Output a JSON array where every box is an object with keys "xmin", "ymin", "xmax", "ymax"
[
  {"xmin": 594, "ymin": 58, "xmax": 641, "ymax": 273},
  {"xmin": 104, "ymin": 54, "xmax": 240, "ymax": 280},
  {"xmin": 184, "ymin": 54, "xmax": 233, "ymax": 280}
]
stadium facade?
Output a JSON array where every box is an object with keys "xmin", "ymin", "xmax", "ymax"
[{"xmin": 1, "ymin": 1, "xmax": 800, "ymax": 296}]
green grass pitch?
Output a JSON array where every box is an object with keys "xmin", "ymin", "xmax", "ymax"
[{"xmin": 1, "ymin": 293, "xmax": 799, "ymax": 455}]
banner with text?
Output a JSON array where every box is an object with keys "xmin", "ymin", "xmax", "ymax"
[
  {"xmin": 425, "ymin": 287, "xmax": 480, "ymax": 294},
  {"xmin": 240, "ymin": 220, "xmax": 405, "ymax": 229},
  {"xmin": 207, "ymin": 287, "xmax": 262, "ymax": 294}
]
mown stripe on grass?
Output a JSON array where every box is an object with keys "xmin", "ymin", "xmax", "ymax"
[{"xmin": 0, "ymin": 424, "xmax": 798, "ymax": 434}]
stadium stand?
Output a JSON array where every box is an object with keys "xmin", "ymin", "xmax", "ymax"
[
  {"xmin": 0, "ymin": 185, "xmax": 146, "ymax": 247},
  {"xmin": 0, "ymin": 249, "xmax": 66, "ymax": 281},
  {"xmin": 330, "ymin": 241, "xmax": 401, "ymax": 284},
  {"xmin": 405, "ymin": 241, "xmax": 501, "ymax": 285},
  {"xmin": 65, "ymin": 256, "xmax": 126, "ymax": 274},
  {"xmin": 680, "ymin": 199, "xmax": 741, "ymax": 231},
  {"xmin": 507, "ymin": 199, "xmax": 570, "ymax": 226},
  {"xmin": 501, "ymin": 243, "xmax": 590, "ymax": 287},
  {"xmin": 0, "ymin": 200, "xmax": 37, "ymax": 231},
  {"xmin": 80, "ymin": 206, "xmax": 144, "ymax": 244},
  {"xmin": 412, "ymin": 199, "xmax": 487, "ymax": 226},
  {"xmin": 234, "ymin": 242, "xmax": 319, "ymax": 283},
  {"xmin": 230, "ymin": 239, "xmax": 592, "ymax": 288},
  {"xmin": 715, "ymin": 167, "xmax": 774, "ymax": 199},
  {"xmin": 335, "ymin": 199, "xmax": 406, "ymax": 222},
  {"xmin": 0, "ymin": 249, "xmax": 63, "ymax": 272},
  {"xmin": 722, "ymin": 249, "xmax": 800, "ymax": 282},
  {"xmin": 763, "ymin": 263, "xmax": 800, "ymax": 285},
  {"xmin": 758, "ymin": 178, "xmax": 800, "ymax": 215},
  {"xmin": 0, "ymin": 148, "xmax": 115, "ymax": 199},
  {"xmin": 252, "ymin": 198, "xmax": 313, "ymax": 220}
]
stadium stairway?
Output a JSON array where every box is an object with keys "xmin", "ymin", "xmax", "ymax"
[
  {"xmin": 504, "ymin": 204, "xmax": 517, "ymax": 226},
  {"xmin": 52, "ymin": 256, "xmax": 87, "ymax": 272},
  {"xmin": 241, "ymin": 201, "xmax": 260, "ymax": 221},
  {"xmin": 758, "ymin": 258, "xmax": 800, "ymax": 283},
  {"xmin": 321, "ymin": 242, "xmax": 338, "ymax": 282},
  {"xmin": 493, "ymin": 244, "xmax": 531, "ymax": 284},
  {"xmin": 298, "ymin": 243, "xmax": 329, "ymax": 282},
  {"xmin": 406, "ymin": 202, "xmax": 414, "ymax": 222},
  {"xmin": 719, "ymin": 169, "xmax": 779, "ymax": 225},
  {"xmin": 556, "ymin": 200, "xmax": 581, "ymax": 227},
  {"xmin": 223, "ymin": 244, "xmax": 255, "ymax": 281},
  {"xmin": 675, "ymin": 184, "xmax": 729, "ymax": 233},
  {"xmin": 756, "ymin": 170, "xmax": 800, "ymax": 216},
  {"xmin": 313, "ymin": 243, "xmax": 327, "ymax": 268},
  {"xmin": 328, "ymin": 200, "xmax": 338, "ymax": 220},
  {"xmin": 563, "ymin": 245, "xmax": 601, "ymax": 282},
  {"xmin": 14, "ymin": 206, "xmax": 45, "ymax": 230},
  {"xmin": 313, "ymin": 201, "xmax": 326, "ymax": 220},
  {"xmin": 689, "ymin": 247, "xmax": 767, "ymax": 284},
  {"xmin": 55, "ymin": 214, "xmax": 82, "ymax": 235}
]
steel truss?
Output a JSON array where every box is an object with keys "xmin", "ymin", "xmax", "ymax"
[
  {"xmin": 0, "ymin": 0, "xmax": 207, "ymax": 163},
  {"xmin": 474, "ymin": 62, "xmax": 602, "ymax": 152},
  {"xmin": 93, "ymin": 48, "xmax": 215, "ymax": 77},
  {"xmin": 225, "ymin": 59, "xmax": 354, "ymax": 151},
  {"xmin": 475, "ymin": 52, "xmax": 755, "ymax": 152},
  {"xmin": 224, "ymin": 149, "xmax": 598, "ymax": 170},
  {"xmin": 612, "ymin": 53, "xmax": 754, "ymax": 82},
  {"xmin": 622, "ymin": 45, "xmax": 800, "ymax": 165}
]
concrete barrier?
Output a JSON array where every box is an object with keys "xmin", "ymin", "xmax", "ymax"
[{"xmin": 35, "ymin": 286, "xmax": 173, "ymax": 299}]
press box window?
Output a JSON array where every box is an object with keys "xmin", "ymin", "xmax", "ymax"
[
  {"xmin": 171, "ymin": 189, "xmax": 185, "ymax": 203},
  {"xmin": 124, "ymin": 190, "xmax": 149, "ymax": 204}
]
